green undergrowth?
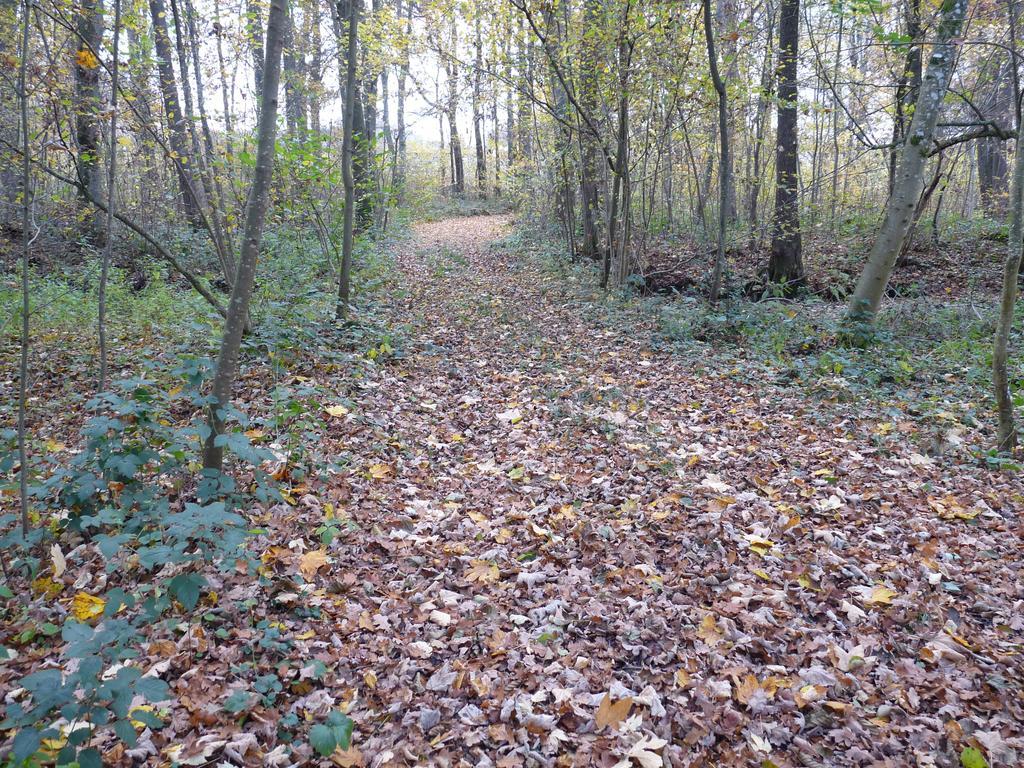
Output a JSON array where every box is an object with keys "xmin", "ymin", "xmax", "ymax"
[{"xmin": 499, "ymin": 226, "xmax": 1024, "ymax": 464}]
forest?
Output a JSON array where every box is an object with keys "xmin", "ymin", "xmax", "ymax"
[{"xmin": 0, "ymin": 0, "xmax": 1022, "ymax": 763}]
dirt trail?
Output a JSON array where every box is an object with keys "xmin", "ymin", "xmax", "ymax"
[{"xmin": 297, "ymin": 216, "xmax": 1021, "ymax": 765}]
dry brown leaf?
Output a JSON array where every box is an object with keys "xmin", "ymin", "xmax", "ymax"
[{"xmin": 595, "ymin": 693, "xmax": 633, "ymax": 730}]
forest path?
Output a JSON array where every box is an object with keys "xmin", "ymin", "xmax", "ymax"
[{"xmin": 303, "ymin": 215, "xmax": 1021, "ymax": 764}]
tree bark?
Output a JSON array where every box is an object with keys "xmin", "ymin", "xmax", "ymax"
[
  {"xmin": 74, "ymin": 0, "xmax": 104, "ymax": 239},
  {"xmin": 994, "ymin": 0, "xmax": 1023, "ymax": 451},
  {"xmin": 336, "ymin": 0, "xmax": 359, "ymax": 319},
  {"xmin": 149, "ymin": 0, "xmax": 205, "ymax": 226},
  {"xmin": 846, "ymin": 0, "xmax": 969, "ymax": 323},
  {"xmin": 704, "ymin": 0, "xmax": 730, "ymax": 303},
  {"xmin": 768, "ymin": 0, "xmax": 803, "ymax": 289},
  {"xmin": 203, "ymin": 0, "xmax": 287, "ymax": 472},
  {"xmin": 473, "ymin": 2, "xmax": 487, "ymax": 198}
]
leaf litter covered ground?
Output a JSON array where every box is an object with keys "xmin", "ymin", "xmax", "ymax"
[{"xmin": 6, "ymin": 216, "xmax": 1024, "ymax": 767}]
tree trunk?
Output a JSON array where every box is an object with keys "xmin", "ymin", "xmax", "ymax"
[
  {"xmin": 0, "ymin": 0, "xmax": 19, "ymax": 229},
  {"xmin": 149, "ymin": 0, "xmax": 205, "ymax": 226},
  {"xmin": 203, "ymin": 0, "xmax": 288, "ymax": 472},
  {"xmin": 768, "ymin": 0, "xmax": 803, "ymax": 289},
  {"xmin": 578, "ymin": 0, "xmax": 601, "ymax": 260},
  {"xmin": 704, "ymin": 0, "xmax": 730, "ymax": 303},
  {"xmin": 847, "ymin": 0, "xmax": 969, "ymax": 323},
  {"xmin": 472, "ymin": 3, "xmax": 487, "ymax": 198},
  {"xmin": 245, "ymin": 0, "xmax": 265, "ymax": 99},
  {"xmin": 99, "ymin": 0, "xmax": 122, "ymax": 391},
  {"xmin": 994, "ymin": 0, "xmax": 1023, "ymax": 451},
  {"xmin": 337, "ymin": 0, "xmax": 359, "ymax": 319},
  {"xmin": 283, "ymin": 2, "xmax": 307, "ymax": 135},
  {"xmin": 74, "ymin": 0, "xmax": 104, "ymax": 239},
  {"xmin": 747, "ymin": 1, "xmax": 774, "ymax": 245}
]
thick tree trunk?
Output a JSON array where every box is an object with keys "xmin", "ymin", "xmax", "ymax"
[
  {"xmin": 203, "ymin": 0, "xmax": 287, "ymax": 472},
  {"xmin": 74, "ymin": 0, "xmax": 104, "ymax": 239},
  {"xmin": 768, "ymin": 0, "xmax": 803, "ymax": 289},
  {"xmin": 847, "ymin": 0, "xmax": 969, "ymax": 323}
]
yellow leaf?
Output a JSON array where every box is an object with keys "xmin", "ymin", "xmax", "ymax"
[
  {"xmin": 298, "ymin": 549, "xmax": 329, "ymax": 580},
  {"xmin": 865, "ymin": 585, "xmax": 897, "ymax": 606},
  {"xmin": 465, "ymin": 560, "xmax": 499, "ymax": 584},
  {"xmin": 368, "ymin": 463, "xmax": 392, "ymax": 480},
  {"xmin": 595, "ymin": 693, "xmax": 633, "ymax": 730},
  {"xmin": 697, "ymin": 613, "xmax": 724, "ymax": 645},
  {"xmin": 330, "ymin": 746, "xmax": 364, "ymax": 767},
  {"xmin": 363, "ymin": 670, "xmax": 377, "ymax": 689},
  {"xmin": 71, "ymin": 592, "xmax": 105, "ymax": 622},
  {"xmin": 744, "ymin": 534, "xmax": 774, "ymax": 556},
  {"xmin": 734, "ymin": 674, "xmax": 762, "ymax": 706},
  {"xmin": 674, "ymin": 669, "xmax": 691, "ymax": 688},
  {"xmin": 75, "ymin": 48, "xmax": 99, "ymax": 69},
  {"xmin": 295, "ymin": 629, "xmax": 316, "ymax": 640},
  {"xmin": 326, "ymin": 404, "xmax": 350, "ymax": 418}
]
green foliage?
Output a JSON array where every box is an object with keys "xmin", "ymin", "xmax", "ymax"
[
  {"xmin": 0, "ymin": 363, "xmax": 274, "ymax": 766},
  {"xmin": 310, "ymin": 710, "xmax": 354, "ymax": 756}
]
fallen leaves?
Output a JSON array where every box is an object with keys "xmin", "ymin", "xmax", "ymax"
[
  {"xmin": 465, "ymin": 559, "xmax": 500, "ymax": 584},
  {"xmin": 71, "ymin": 592, "xmax": 105, "ymax": 622},
  {"xmin": 595, "ymin": 693, "xmax": 633, "ymax": 730},
  {"xmin": 298, "ymin": 549, "xmax": 329, "ymax": 580}
]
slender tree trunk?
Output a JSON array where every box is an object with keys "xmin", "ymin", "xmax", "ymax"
[
  {"xmin": 747, "ymin": 2, "xmax": 774, "ymax": 244},
  {"xmin": 17, "ymin": 0, "xmax": 31, "ymax": 538},
  {"xmin": 994, "ymin": 0, "xmax": 1023, "ymax": 450},
  {"xmin": 847, "ymin": 0, "xmax": 969, "ymax": 323},
  {"xmin": 768, "ymin": 0, "xmax": 803, "ymax": 289},
  {"xmin": 336, "ymin": 0, "xmax": 360, "ymax": 319},
  {"xmin": 394, "ymin": 0, "xmax": 410, "ymax": 199},
  {"xmin": 0, "ymin": 0, "xmax": 18, "ymax": 229},
  {"xmin": 473, "ymin": 3, "xmax": 487, "ymax": 198},
  {"xmin": 578, "ymin": 0, "xmax": 601, "ymax": 260},
  {"xmin": 99, "ymin": 0, "xmax": 122, "ymax": 391},
  {"xmin": 149, "ymin": 0, "xmax": 205, "ymax": 226},
  {"xmin": 74, "ymin": 0, "xmax": 104, "ymax": 239},
  {"xmin": 184, "ymin": 0, "xmax": 234, "ymax": 272},
  {"xmin": 704, "ymin": 0, "xmax": 730, "ymax": 303},
  {"xmin": 203, "ymin": 0, "xmax": 287, "ymax": 472},
  {"xmin": 283, "ymin": 2, "xmax": 306, "ymax": 134},
  {"xmin": 245, "ymin": 0, "xmax": 266, "ymax": 99}
]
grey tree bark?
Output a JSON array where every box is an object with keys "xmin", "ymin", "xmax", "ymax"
[
  {"xmin": 994, "ymin": 0, "xmax": 1023, "ymax": 451},
  {"xmin": 149, "ymin": 0, "xmax": 205, "ymax": 227},
  {"xmin": 846, "ymin": 0, "xmax": 968, "ymax": 323},
  {"xmin": 203, "ymin": 0, "xmax": 287, "ymax": 472},
  {"xmin": 704, "ymin": 0, "xmax": 730, "ymax": 303},
  {"xmin": 336, "ymin": 0, "xmax": 359, "ymax": 319}
]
